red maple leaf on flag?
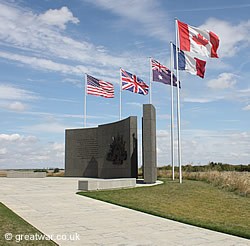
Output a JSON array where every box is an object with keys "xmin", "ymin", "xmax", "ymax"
[{"xmin": 192, "ymin": 33, "xmax": 209, "ymax": 46}]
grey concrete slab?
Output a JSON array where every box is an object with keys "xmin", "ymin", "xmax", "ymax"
[
  {"xmin": 78, "ymin": 178, "xmax": 136, "ymax": 191},
  {"xmin": 7, "ymin": 171, "xmax": 46, "ymax": 178},
  {"xmin": 0, "ymin": 177, "xmax": 249, "ymax": 246}
]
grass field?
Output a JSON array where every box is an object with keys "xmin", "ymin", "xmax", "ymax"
[
  {"xmin": 78, "ymin": 179, "xmax": 250, "ymax": 239},
  {"xmin": 157, "ymin": 170, "xmax": 250, "ymax": 196},
  {"xmin": 0, "ymin": 202, "xmax": 56, "ymax": 245}
]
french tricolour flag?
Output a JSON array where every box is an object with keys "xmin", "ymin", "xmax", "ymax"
[
  {"xmin": 173, "ymin": 44, "xmax": 206, "ymax": 78},
  {"xmin": 177, "ymin": 20, "xmax": 220, "ymax": 58}
]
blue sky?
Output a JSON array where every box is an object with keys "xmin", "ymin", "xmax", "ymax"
[{"xmin": 0, "ymin": 0, "xmax": 249, "ymax": 169}]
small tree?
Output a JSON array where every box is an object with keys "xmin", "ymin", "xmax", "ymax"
[{"xmin": 53, "ymin": 168, "xmax": 60, "ymax": 173}]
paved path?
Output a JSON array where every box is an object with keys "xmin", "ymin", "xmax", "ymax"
[{"xmin": 0, "ymin": 177, "xmax": 249, "ymax": 246}]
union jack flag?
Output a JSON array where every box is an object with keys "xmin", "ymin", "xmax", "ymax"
[
  {"xmin": 120, "ymin": 68, "xmax": 148, "ymax": 95},
  {"xmin": 152, "ymin": 59, "xmax": 169, "ymax": 72}
]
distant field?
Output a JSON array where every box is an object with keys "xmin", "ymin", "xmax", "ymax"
[
  {"xmin": 78, "ymin": 179, "xmax": 250, "ymax": 239},
  {"xmin": 0, "ymin": 170, "xmax": 7, "ymax": 177},
  {"xmin": 0, "ymin": 169, "xmax": 64, "ymax": 177}
]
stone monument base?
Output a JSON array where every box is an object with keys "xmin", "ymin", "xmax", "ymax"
[
  {"xmin": 7, "ymin": 172, "xmax": 46, "ymax": 178},
  {"xmin": 78, "ymin": 178, "xmax": 136, "ymax": 191}
]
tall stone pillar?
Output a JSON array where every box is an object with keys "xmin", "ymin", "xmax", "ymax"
[{"xmin": 142, "ymin": 104, "xmax": 157, "ymax": 183}]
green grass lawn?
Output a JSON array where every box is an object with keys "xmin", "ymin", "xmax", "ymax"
[
  {"xmin": 0, "ymin": 203, "xmax": 56, "ymax": 245},
  {"xmin": 78, "ymin": 179, "xmax": 250, "ymax": 239}
]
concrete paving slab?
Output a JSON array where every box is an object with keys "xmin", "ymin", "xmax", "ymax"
[{"xmin": 0, "ymin": 177, "xmax": 249, "ymax": 246}]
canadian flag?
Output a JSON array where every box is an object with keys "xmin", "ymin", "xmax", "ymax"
[{"xmin": 177, "ymin": 20, "xmax": 220, "ymax": 58}]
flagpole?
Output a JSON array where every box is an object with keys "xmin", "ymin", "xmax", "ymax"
[
  {"xmin": 175, "ymin": 17, "xmax": 182, "ymax": 184},
  {"xmin": 84, "ymin": 73, "xmax": 87, "ymax": 128},
  {"xmin": 119, "ymin": 67, "xmax": 122, "ymax": 120},
  {"xmin": 170, "ymin": 41, "xmax": 175, "ymax": 181},
  {"xmin": 149, "ymin": 57, "xmax": 152, "ymax": 104}
]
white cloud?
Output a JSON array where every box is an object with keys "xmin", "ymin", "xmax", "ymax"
[
  {"xmin": 24, "ymin": 123, "xmax": 69, "ymax": 133},
  {"xmin": 62, "ymin": 78, "xmax": 82, "ymax": 88},
  {"xmin": 205, "ymin": 59, "xmax": 232, "ymax": 71},
  {"xmin": 0, "ymin": 2, "xmax": 150, "ymax": 81},
  {"xmin": 183, "ymin": 95, "xmax": 226, "ymax": 103},
  {"xmin": 238, "ymin": 88, "xmax": 250, "ymax": 94},
  {"xmin": 51, "ymin": 142, "xmax": 64, "ymax": 151},
  {"xmin": 183, "ymin": 97, "xmax": 216, "ymax": 103},
  {"xmin": 8, "ymin": 101, "xmax": 27, "ymax": 112},
  {"xmin": 0, "ymin": 2, "xmax": 129, "ymax": 69},
  {"xmin": 200, "ymin": 18, "xmax": 250, "ymax": 58},
  {"xmin": 170, "ymin": 3, "xmax": 250, "ymax": 12},
  {"xmin": 10, "ymin": 110, "xmax": 115, "ymax": 123},
  {"xmin": 0, "ymin": 134, "xmax": 38, "ymax": 144},
  {"xmin": 237, "ymin": 88, "xmax": 250, "ymax": 103},
  {"xmin": 85, "ymin": 0, "xmax": 172, "ymax": 41},
  {"xmin": 126, "ymin": 102, "xmax": 142, "ymax": 107},
  {"xmin": 38, "ymin": 6, "xmax": 79, "ymax": 29},
  {"xmin": 206, "ymin": 73, "xmax": 237, "ymax": 89},
  {"xmin": 0, "ymin": 51, "xmax": 85, "ymax": 75},
  {"xmin": 156, "ymin": 129, "xmax": 250, "ymax": 166},
  {"xmin": 183, "ymin": 82, "xmax": 250, "ymax": 105},
  {"xmin": 0, "ymin": 83, "xmax": 35, "ymax": 112},
  {"xmin": 157, "ymin": 130, "xmax": 169, "ymax": 137},
  {"xmin": 0, "ymin": 148, "xmax": 7, "ymax": 154},
  {"xmin": 0, "ymin": 133, "xmax": 64, "ymax": 168},
  {"xmin": 0, "ymin": 83, "xmax": 38, "ymax": 100},
  {"xmin": 158, "ymin": 114, "xmax": 171, "ymax": 120},
  {"xmin": 242, "ymin": 105, "xmax": 250, "ymax": 111}
]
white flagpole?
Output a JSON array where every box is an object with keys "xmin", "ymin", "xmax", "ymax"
[
  {"xmin": 120, "ymin": 68, "xmax": 122, "ymax": 120},
  {"xmin": 175, "ymin": 17, "xmax": 182, "ymax": 184},
  {"xmin": 170, "ymin": 41, "xmax": 175, "ymax": 181},
  {"xmin": 149, "ymin": 57, "xmax": 152, "ymax": 104},
  {"xmin": 84, "ymin": 73, "xmax": 87, "ymax": 128}
]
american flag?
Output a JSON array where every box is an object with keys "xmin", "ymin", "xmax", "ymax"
[
  {"xmin": 152, "ymin": 58, "xmax": 178, "ymax": 87},
  {"xmin": 120, "ymin": 68, "xmax": 148, "ymax": 95},
  {"xmin": 87, "ymin": 74, "xmax": 114, "ymax": 98}
]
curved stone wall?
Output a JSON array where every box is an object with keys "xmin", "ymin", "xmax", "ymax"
[{"xmin": 65, "ymin": 116, "xmax": 138, "ymax": 178}]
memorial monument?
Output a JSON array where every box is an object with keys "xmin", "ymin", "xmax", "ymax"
[{"xmin": 65, "ymin": 104, "xmax": 157, "ymax": 184}]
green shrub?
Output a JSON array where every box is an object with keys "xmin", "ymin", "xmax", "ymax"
[
  {"xmin": 34, "ymin": 169, "xmax": 48, "ymax": 173},
  {"xmin": 53, "ymin": 168, "xmax": 60, "ymax": 173}
]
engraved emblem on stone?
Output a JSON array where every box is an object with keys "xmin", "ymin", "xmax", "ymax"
[{"xmin": 106, "ymin": 135, "xmax": 127, "ymax": 165}]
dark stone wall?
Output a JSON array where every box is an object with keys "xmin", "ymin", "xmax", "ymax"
[
  {"xmin": 65, "ymin": 127, "xmax": 98, "ymax": 177},
  {"xmin": 65, "ymin": 117, "xmax": 138, "ymax": 178}
]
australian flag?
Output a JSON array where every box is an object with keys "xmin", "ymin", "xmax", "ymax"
[
  {"xmin": 121, "ymin": 68, "xmax": 149, "ymax": 95},
  {"xmin": 152, "ymin": 59, "xmax": 179, "ymax": 87}
]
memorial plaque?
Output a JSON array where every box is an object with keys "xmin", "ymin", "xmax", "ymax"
[{"xmin": 75, "ymin": 139, "xmax": 98, "ymax": 159}]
